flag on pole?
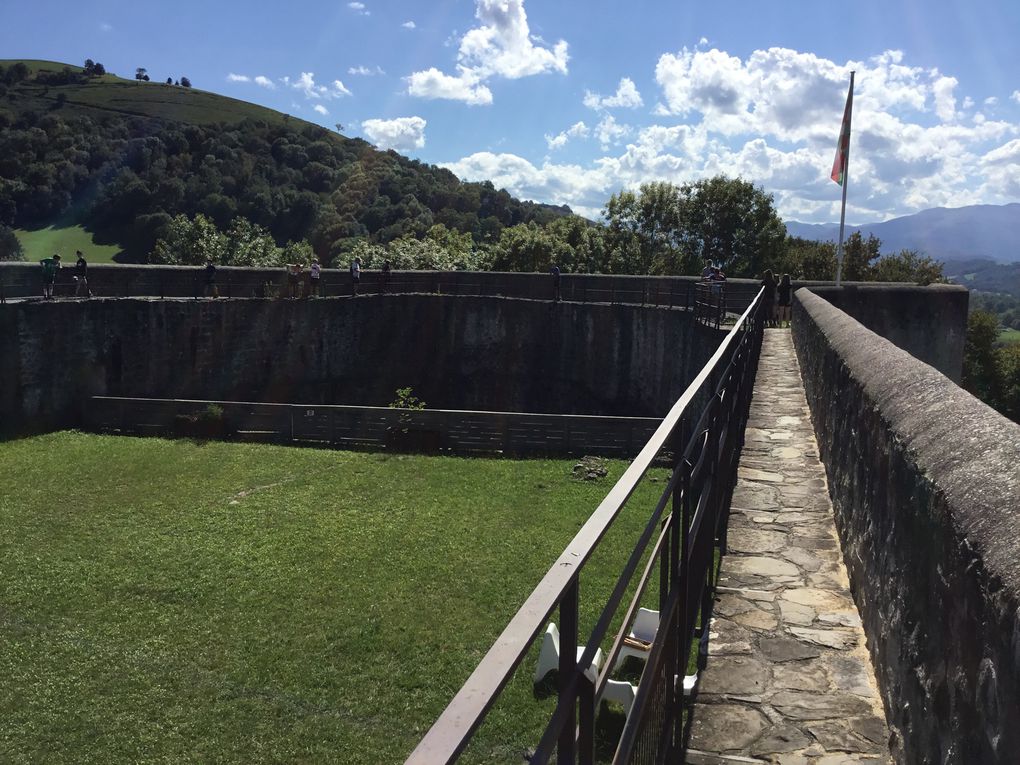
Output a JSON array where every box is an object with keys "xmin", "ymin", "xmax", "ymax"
[{"xmin": 830, "ymin": 79, "xmax": 854, "ymax": 185}]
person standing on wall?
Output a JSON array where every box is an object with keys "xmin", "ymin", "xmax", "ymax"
[
  {"xmin": 350, "ymin": 256, "xmax": 361, "ymax": 296},
  {"xmin": 381, "ymin": 259, "xmax": 391, "ymax": 293},
  {"xmin": 287, "ymin": 262, "xmax": 304, "ymax": 298},
  {"xmin": 40, "ymin": 253, "xmax": 61, "ymax": 299},
  {"xmin": 761, "ymin": 269, "xmax": 777, "ymax": 327},
  {"xmin": 74, "ymin": 250, "xmax": 92, "ymax": 298},
  {"xmin": 308, "ymin": 258, "xmax": 322, "ymax": 297},
  {"xmin": 550, "ymin": 264, "xmax": 561, "ymax": 301},
  {"xmin": 204, "ymin": 260, "xmax": 218, "ymax": 298},
  {"xmin": 777, "ymin": 274, "xmax": 793, "ymax": 327}
]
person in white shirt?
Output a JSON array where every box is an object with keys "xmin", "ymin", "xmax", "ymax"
[
  {"xmin": 309, "ymin": 258, "xmax": 322, "ymax": 297},
  {"xmin": 350, "ymin": 257, "xmax": 361, "ymax": 296}
]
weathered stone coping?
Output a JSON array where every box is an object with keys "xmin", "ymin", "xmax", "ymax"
[{"xmin": 793, "ymin": 288, "xmax": 1020, "ymax": 763}]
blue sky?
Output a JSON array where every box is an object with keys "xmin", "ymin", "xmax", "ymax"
[{"xmin": 4, "ymin": 0, "xmax": 1020, "ymax": 224}]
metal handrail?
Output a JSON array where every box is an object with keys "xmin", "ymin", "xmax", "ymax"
[{"xmin": 407, "ymin": 287, "xmax": 764, "ymax": 764}]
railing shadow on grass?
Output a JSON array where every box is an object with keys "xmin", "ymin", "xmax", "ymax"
[{"xmin": 407, "ymin": 287, "xmax": 765, "ymax": 765}]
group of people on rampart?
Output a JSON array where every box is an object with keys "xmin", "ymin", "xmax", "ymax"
[
  {"xmin": 31, "ymin": 253, "xmax": 393, "ymax": 300},
  {"xmin": 37, "ymin": 250, "xmax": 92, "ymax": 300},
  {"xmin": 760, "ymin": 269, "xmax": 793, "ymax": 327}
]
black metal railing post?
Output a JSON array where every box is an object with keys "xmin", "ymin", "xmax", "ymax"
[{"xmin": 558, "ymin": 581, "xmax": 579, "ymax": 765}]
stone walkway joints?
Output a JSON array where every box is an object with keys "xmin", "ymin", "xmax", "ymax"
[{"xmin": 687, "ymin": 329, "xmax": 894, "ymax": 765}]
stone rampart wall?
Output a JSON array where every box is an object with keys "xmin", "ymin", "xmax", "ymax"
[
  {"xmin": 0, "ymin": 295, "xmax": 721, "ymax": 436},
  {"xmin": 804, "ymin": 284, "xmax": 968, "ymax": 382},
  {"xmin": 793, "ymin": 288, "xmax": 1020, "ymax": 764},
  {"xmin": 0, "ymin": 262, "xmax": 761, "ymax": 309}
]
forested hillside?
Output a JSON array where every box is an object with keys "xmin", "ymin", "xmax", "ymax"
[{"xmin": 0, "ymin": 59, "xmax": 569, "ymax": 263}]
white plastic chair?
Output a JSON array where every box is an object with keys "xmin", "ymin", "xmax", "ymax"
[
  {"xmin": 601, "ymin": 679, "xmax": 637, "ymax": 716},
  {"xmin": 534, "ymin": 622, "xmax": 604, "ymax": 684},
  {"xmin": 612, "ymin": 607, "xmax": 660, "ymax": 671},
  {"xmin": 597, "ymin": 674, "xmax": 696, "ymax": 722}
]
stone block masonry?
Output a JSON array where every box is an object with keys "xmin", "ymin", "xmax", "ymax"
[
  {"xmin": 0, "ymin": 295, "xmax": 722, "ymax": 436},
  {"xmin": 803, "ymin": 284, "xmax": 967, "ymax": 383},
  {"xmin": 793, "ymin": 289, "xmax": 1020, "ymax": 764}
]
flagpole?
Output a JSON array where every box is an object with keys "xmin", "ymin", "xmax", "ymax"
[{"xmin": 834, "ymin": 71, "xmax": 855, "ymax": 287}]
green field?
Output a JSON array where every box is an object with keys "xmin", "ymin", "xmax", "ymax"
[
  {"xmin": 0, "ymin": 432, "xmax": 663, "ymax": 763},
  {"xmin": 14, "ymin": 224, "xmax": 123, "ymax": 263},
  {"xmin": 999, "ymin": 327, "xmax": 1020, "ymax": 346}
]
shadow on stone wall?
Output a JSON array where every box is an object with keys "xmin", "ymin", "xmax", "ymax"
[{"xmin": 0, "ymin": 294, "xmax": 723, "ymax": 436}]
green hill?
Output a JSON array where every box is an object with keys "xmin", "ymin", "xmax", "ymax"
[
  {"xmin": 1, "ymin": 59, "xmax": 316, "ymax": 128},
  {"xmin": 0, "ymin": 58, "xmax": 571, "ymax": 263}
]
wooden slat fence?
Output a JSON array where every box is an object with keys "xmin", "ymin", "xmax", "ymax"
[{"xmin": 83, "ymin": 396, "xmax": 661, "ymax": 457}]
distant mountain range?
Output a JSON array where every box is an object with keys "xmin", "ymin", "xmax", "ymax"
[{"xmin": 785, "ymin": 203, "xmax": 1020, "ymax": 263}]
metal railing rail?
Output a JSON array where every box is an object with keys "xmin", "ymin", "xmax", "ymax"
[{"xmin": 407, "ymin": 287, "xmax": 764, "ymax": 764}]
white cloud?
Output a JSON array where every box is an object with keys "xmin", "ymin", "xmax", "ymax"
[
  {"xmin": 289, "ymin": 72, "xmax": 351, "ymax": 100},
  {"xmin": 583, "ymin": 77, "xmax": 643, "ymax": 110},
  {"xmin": 313, "ymin": 104, "xmax": 329, "ymax": 116},
  {"xmin": 594, "ymin": 115, "xmax": 631, "ymax": 149},
  {"xmin": 406, "ymin": 67, "xmax": 492, "ymax": 105},
  {"xmin": 985, "ymin": 96, "xmax": 998, "ymax": 106},
  {"xmin": 402, "ymin": 20, "xmax": 416, "ymax": 29},
  {"xmin": 932, "ymin": 74, "xmax": 958, "ymax": 122},
  {"xmin": 349, "ymin": 65, "xmax": 385, "ymax": 76},
  {"xmin": 348, "ymin": 1, "xmax": 369, "ymax": 14},
  {"xmin": 459, "ymin": 0, "xmax": 568, "ymax": 78},
  {"xmin": 254, "ymin": 75, "xmax": 275, "ymax": 89},
  {"xmin": 227, "ymin": 73, "xmax": 250, "ymax": 83},
  {"xmin": 545, "ymin": 121, "xmax": 589, "ymax": 151},
  {"xmin": 361, "ymin": 116, "xmax": 427, "ymax": 151},
  {"xmin": 441, "ymin": 47, "xmax": 1020, "ymax": 224},
  {"xmin": 1012, "ymin": 90, "xmax": 1020, "ymax": 104},
  {"xmin": 99, "ymin": 22, "xmax": 113, "ymax": 32},
  {"xmin": 406, "ymin": 0, "xmax": 567, "ymax": 105}
]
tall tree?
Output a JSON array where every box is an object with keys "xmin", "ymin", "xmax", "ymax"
[
  {"xmin": 676, "ymin": 176, "xmax": 787, "ymax": 277},
  {"xmin": 840, "ymin": 232, "xmax": 882, "ymax": 281},
  {"xmin": 962, "ymin": 310, "xmax": 1002, "ymax": 406}
]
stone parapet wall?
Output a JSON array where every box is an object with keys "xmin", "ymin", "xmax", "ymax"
[
  {"xmin": 792, "ymin": 288, "xmax": 1020, "ymax": 764},
  {"xmin": 0, "ymin": 262, "xmax": 762, "ymax": 309},
  {"xmin": 805, "ymin": 284, "xmax": 968, "ymax": 382},
  {"xmin": 0, "ymin": 294, "xmax": 721, "ymax": 436}
]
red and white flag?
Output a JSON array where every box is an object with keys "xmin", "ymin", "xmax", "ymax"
[{"xmin": 830, "ymin": 78, "xmax": 854, "ymax": 185}]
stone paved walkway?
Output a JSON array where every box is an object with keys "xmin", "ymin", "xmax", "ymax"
[{"xmin": 687, "ymin": 329, "xmax": 894, "ymax": 765}]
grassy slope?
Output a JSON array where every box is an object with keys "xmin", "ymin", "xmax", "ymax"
[
  {"xmin": 0, "ymin": 432, "xmax": 664, "ymax": 763},
  {"xmin": 0, "ymin": 59, "xmax": 316, "ymax": 128},
  {"xmin": 999, "ymin": 328, "xmax": 1020, "ymax": 345},
  {"xmin": 14, "ymin": 223, "xmax": 122, "ymax": 263}
]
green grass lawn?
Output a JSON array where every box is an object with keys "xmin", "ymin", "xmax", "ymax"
[
  {"xmin": 998, "ymin": 327, "xmax": 1020, "ymax": 346},
  {"xmin": 14, "ymin": 224, "xmax": 123, "ymax": 264},
  {"xmin": 0, "ymin": 432, "xmax": 665, "ymax": 763}
]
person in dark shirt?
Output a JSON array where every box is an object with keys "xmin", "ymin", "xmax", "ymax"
[
  {"xmin": 204, "ymin": 261, "xmax": 218, "ymax": 298},
  {"xmin": 761, "ymin": 269, "xmax": 777, "ymax": 327},
  {"xmin": 74, "ymin": 250, "xmax": 92, "ymax": 298},
  {"xmin": 40, "ymin": 254, "xmax": 61, "ymax": 299},
  {"xmin": 777, "ymin": 274, "xmax": 793, "ymax": 327},
  {"xmin": 550, "ymin": 264, "xmax": 561, "ymax": 301}
]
